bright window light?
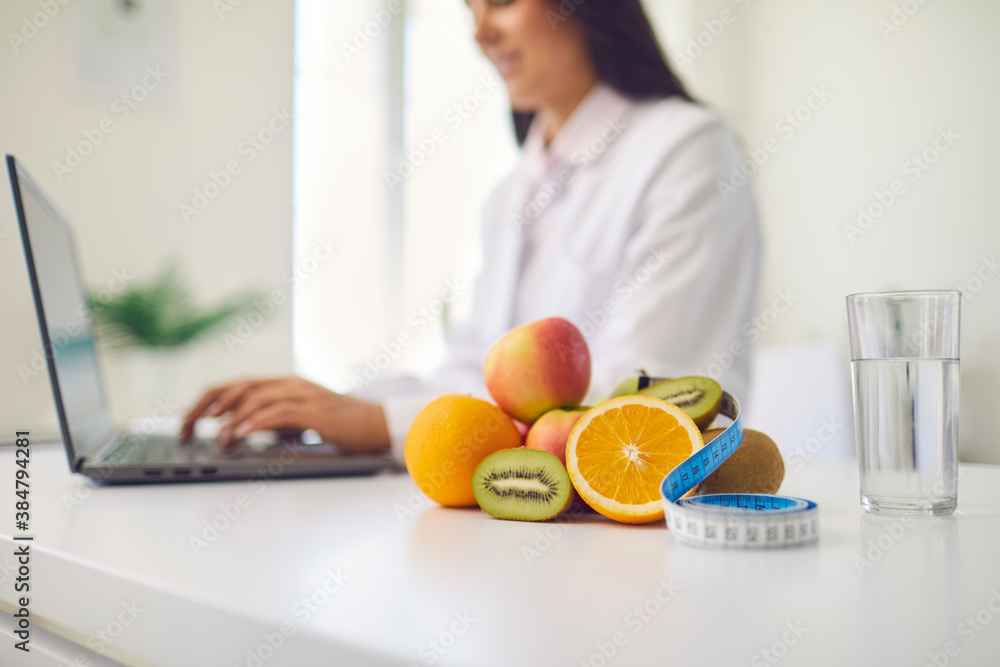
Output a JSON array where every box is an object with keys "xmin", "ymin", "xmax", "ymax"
[{"xmin": 294, "ymin": 0, "xmax": 517, "ymax": 391}]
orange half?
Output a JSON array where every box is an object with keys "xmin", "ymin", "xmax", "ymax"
[{"xmin": 566, "ymin": 395, "xmax": 704, "ymax": 524}]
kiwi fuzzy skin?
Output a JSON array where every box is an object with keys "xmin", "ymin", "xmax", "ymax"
[{"xmin": 695, "ymin": 428, "xmax": 785, "ymax": 495}]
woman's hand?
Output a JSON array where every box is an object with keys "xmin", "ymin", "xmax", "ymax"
[{"xmin": 180, "ymin": 376, "xmax": 390, "ymax": 454}]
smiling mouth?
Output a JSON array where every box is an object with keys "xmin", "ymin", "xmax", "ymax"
[{"xmin": 491, "ymin": 52, "xmax": 521, "ymax": 78}]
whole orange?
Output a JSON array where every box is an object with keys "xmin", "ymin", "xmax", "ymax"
[{"xmin": 404, "ymin": 394, "xmax": 522, "ymax": 507}]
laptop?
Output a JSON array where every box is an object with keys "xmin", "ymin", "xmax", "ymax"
[{"xmin": 7, "ymin": 155, "xmax": 397, "ymax": 484}]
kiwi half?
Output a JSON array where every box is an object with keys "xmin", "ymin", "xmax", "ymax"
[
  {"xmin": 616, "ymin": 376, "xmax": 722, "ymax": 429},
  {"xmin": 607, "ymin": 372, "xmax": 663, "ymax": 399},
  {"xmin": 472, "ymin": 449, "xmax": 572, "ymax": 521}
]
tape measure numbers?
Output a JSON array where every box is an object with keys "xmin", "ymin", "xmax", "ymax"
[{"xmin": 660, "ymin": 391, "xmax": 819, "ymax": 549}]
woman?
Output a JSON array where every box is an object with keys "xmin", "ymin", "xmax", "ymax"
[{"xmin": 181, "ymin": 0, "xmax": 761, "ymax": 462}]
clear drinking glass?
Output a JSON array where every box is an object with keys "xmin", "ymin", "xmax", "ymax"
[{"xmin": 846, "ymin": 290, "xmax": 960, "ymax": 516}]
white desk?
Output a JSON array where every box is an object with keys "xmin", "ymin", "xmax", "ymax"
[{"xmin": 1, "ymin": 443, "xmax": 999, "ymax": 666}]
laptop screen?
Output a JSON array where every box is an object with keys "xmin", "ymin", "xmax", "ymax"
[{"xmin": 9, "ymin": 157, "xmax": 116, "ymax": 464}]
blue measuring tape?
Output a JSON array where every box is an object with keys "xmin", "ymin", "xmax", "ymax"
[{"xmin": 660, "ymin": 391, "xmax": 819, "ymax": 549}]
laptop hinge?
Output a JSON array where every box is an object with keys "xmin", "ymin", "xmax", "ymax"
[{"xmin": 78, "ymin": 433, "xmax": 121, "ymax": 470}]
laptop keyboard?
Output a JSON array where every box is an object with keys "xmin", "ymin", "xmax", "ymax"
[
  {"xmin": 101, "ymin": 434, "xmax": 217, "ymax": 465},
  {"xmin": 101, "ymin": 436, "xmax": 141, "ymax": 464}
]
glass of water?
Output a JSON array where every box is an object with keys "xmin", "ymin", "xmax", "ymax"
[{"xmin": 846, "ymin": 291, "xmax": 961, "ymax": 516}]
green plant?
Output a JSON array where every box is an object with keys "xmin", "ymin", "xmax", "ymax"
[{"xmin": 87, "ymin": 262, "xmax": 261, "ymax": 351}]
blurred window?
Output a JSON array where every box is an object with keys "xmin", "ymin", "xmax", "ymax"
[{"xmin": 294, "ymin": 0, "xmax": 517, "ymax": 389}]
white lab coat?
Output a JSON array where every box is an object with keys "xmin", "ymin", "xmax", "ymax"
[{"xmin": 368, "ymin": 84, "xmax": 761, "ymax": 463}]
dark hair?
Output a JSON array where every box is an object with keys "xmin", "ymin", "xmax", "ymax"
[{"xmin": 513, "ymin": 0, "xmax": 693, "ymax": 145}]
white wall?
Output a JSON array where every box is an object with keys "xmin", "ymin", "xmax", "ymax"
[
  {"xmin": 650, "ymin": 0, "xmax": 1000, "ymax": 462},
  {"xmin": 0, "ymin": 1, "xmax": 294, "ymax": 436}
]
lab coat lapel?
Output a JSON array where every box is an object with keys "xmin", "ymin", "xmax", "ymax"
[
  {"xmin": 482, "ymin": 85, "xmax": 635, "ymax": 337},
  {"xmin": 545, "ymin": 88, "xmax": 635, "ymax": 261}
]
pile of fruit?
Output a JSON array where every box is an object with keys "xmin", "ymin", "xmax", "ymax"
[{"xmin": 403, "ymin": 317, "xmax": 784, "ymax": 525}]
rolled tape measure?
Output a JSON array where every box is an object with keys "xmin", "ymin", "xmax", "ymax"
[{"xmin": 660, "ymin": 391, "xmax": 819, "ymax": 549}]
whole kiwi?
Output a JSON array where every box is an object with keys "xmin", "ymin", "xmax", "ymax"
[{"xmin": 696, "ymin": 428, "xmax": 785, "ymax": 495}]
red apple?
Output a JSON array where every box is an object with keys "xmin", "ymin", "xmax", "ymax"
[
  {"xmin": 483, "ymin": 317, "xmax": 591, "ymax": 424},
  {"xmin": 524, "ymin": 408, "xmax": 587, "ymax": 465},
  {"xmin": 512, "ymin": 419, "xmax": 531, "ymax": 444}
]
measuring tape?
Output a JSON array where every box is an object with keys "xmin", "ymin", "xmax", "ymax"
[{"xmin": 660, "ymin": 391, "xmax": 819, "ymax": 549}]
